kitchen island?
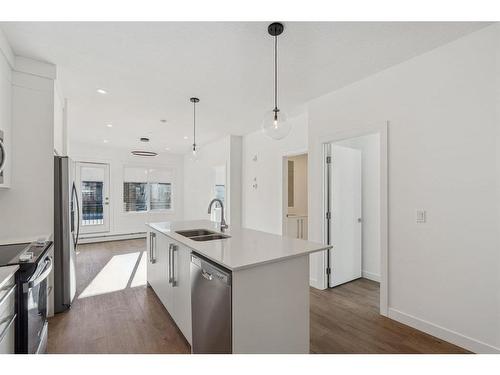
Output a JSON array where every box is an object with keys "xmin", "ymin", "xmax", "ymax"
[{"xmin": 146, "ymin": 220, "xmax": 330, "ymax": 354}]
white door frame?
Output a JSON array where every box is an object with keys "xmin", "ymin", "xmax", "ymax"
[
  {"xmin": 281, "ymin": 149, "xmax": 308, "ymax": 236},
  {"xmin": 320, "ymin": 122, "xmax": 388, "ymax": 316},
  {"xmin": 75, "ymin": 161, "xmax": 111, "ymax": 234}
]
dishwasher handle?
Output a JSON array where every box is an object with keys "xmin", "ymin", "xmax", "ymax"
[
  {"xmin": 191, "ymin": 253, "xmax": 231, "ymax": 286},
  {"xmin": 201, "ymin": 269, "xmax": 213, "ymax": 281}
]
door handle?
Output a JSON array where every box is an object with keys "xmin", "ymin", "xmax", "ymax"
[
  {"xmin": 201, "ymin": 269, "xmax": 213, "ymax": 281},
  {"xmin": 169, "ymin": 244, "xmax": 177, "ymax": 287},
  {"xmin": 150, "ymin": 233, "xmax": 156, "ymax": 263},
  {"xmin": 23, "ymin": 257, "xmax": 53, "ymax": 293}
]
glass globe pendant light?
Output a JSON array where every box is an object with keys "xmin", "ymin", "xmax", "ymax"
[
  {"xmin": 262, "ymin": 22, "xmax": 291, "ymax": 140},
  {"xmin": 190, "ymin": 97, "xmax": 199, "ymax": 157}
]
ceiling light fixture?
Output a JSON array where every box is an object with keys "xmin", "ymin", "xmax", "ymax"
[
  {"xmin": 140, "ymin": 137, "xmax": 150, "ymax": 142},
  {"xmin": 96, "ymin": 88, "xmax": 108, "ymax": 94},
  {"xmin": 103, "ymin": 139, "xmax": 109, "ymax": 143},
  {"xmin": 190, "ymin": 97, "xmax": 200, "ymax": 156},
  {"xmin": 131, "ymin": 150, "xmax": 158, "ymax": 157},
  {"xmin": 106, "ymin": 123, "xmax": 113, "ymax": 128},
  {"xmin": 183, "ymin": 136, "xmax": 188, "ymax": 140},
  {"xmin": 262, "ymin": 22, "xmax": 291, "ymax": 140}
]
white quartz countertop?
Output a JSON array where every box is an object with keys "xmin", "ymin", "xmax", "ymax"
[
  {"xmin": 0, "ymin": 265, "xmax": 19, "ymax": 288},
  {"xmin": 147, "ymin": 220, "xmax": 331, "ymax": 271}
]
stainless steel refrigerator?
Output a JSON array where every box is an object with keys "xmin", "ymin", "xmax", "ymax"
[{"xmin": 54, "ymin": 156, "xmax": 79, "ymax": 313}]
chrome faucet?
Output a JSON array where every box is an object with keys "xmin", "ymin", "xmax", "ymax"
[{"xmin": 207, "ymin": 198, "xmax": 228, "ymax": 232}]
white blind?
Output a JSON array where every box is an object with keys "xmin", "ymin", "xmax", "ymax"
[
  {"xmin": 124, "ymin": 166, "xmax": 148, "ymax": 183},
  {"xmin": 123, "ymin": 166, "xmax": 174, "ymax": 183},
  {"xmin": 148, "ymin": 168, "xmax": 174, "ymax": 183}
]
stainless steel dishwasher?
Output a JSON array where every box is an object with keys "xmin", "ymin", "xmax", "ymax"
[{"xmin": 190, "ymin": 253, "xmax": 232, "ymax": 354}]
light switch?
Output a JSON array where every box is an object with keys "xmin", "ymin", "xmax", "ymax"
[{"xmin": 416, "ymin": 210, "xmax": 426, "ymax": 223}]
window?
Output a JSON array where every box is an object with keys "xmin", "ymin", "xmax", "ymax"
[
  {"xmin": 82, "ymin": 181, "xmax": 104, "ymax": 225},
  {"xmin": 123, "ymin": 182, "xmax": 148, "ymax": 212},
  {"xmin": 150, "ymin": 182, "xmax": 172, "ymax": 210},
  {"xmin": 123, "ymin": 166, "xmax": 174, "ymax": 212},
  {"xmin": 215, "ymin": 184, "xmax": 225, "ymax": 204}
]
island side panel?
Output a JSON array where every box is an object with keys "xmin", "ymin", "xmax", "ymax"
[{"xmin": 232, "ymin": 255, "xmax": 310, "ymax": 354}]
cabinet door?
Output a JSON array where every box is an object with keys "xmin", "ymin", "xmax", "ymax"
[
  {"xmin": 147, "ymin": 230, "xmax": 167, "ymax": 303},
  {"xmin": 146, "ymin": 230, "xmax": 160, "ymax": 291},
  {"xmin": 171, "ymin": 243, "xmax": 192, "ymax": 344},
  {"xmin": 158, "ymin": 235, "xmax": 173, "ymax": 312}
]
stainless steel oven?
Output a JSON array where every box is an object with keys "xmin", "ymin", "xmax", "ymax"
[
  {"xmin": 21, "ymin": 255, "xmax": 52, "ymax": 354},
  {"xmin": 0, "ymin": 241, "xmax": 53, "ymax": 354}
]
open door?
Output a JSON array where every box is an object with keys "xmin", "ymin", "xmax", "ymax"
[{"xmin": 328, "ymin": 145, "xmax": 362, "ymax": 287}]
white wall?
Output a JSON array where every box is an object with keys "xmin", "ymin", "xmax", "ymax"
[
  {"xmin": 287, "ymin": 153, "xmax": 308, "ymax": 216},
  {"xmin": 242, "ymin": 112, "xmax": 308, "ymax": 234},
  {"xmin": 70, "ymin": 142, "xmax": 184, "ymax": 238},
  {"xmin": 307, "ymin": 24, "xmax": 500, "ymax": 353},
  {"xmin": 0, "ymin": 33, "xmax": 12, "ymax": 189},
  {"xmin": 0, "ymin": 55, "xmax": 57, "ymax": 243},
  {"xmin": 184, "ymin": 135, "xmax": 242, "ymax": 226},
  {"xmin": 53, "ymin": 83, "xmax": 66, "ymax": 156},
  {"xmin": 336, "ymin": 134, "xmax": 380, "ymax": 281}
]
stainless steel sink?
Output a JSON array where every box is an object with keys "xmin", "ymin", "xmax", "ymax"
[
  {"xmin": 176, "ymin": 229, "xmax": 216, "ymax": 238},
  {"xmin": 189, "ymin": 234, "xmax": 230, "ymax": 242},
  {"xmin": 176, "ymin": 229, "xmax": 231, "ymax": 242}
]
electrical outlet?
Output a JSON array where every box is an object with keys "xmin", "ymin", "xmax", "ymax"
[{"xmin": 416, "ymin": 210, "xmax": 426, "ymax": 223}]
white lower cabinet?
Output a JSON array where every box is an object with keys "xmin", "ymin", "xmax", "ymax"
[
  {"xmin": 147, "ymin": 230, "xmax": 192, "ymax": 344},
  {"xmin": 147, "ymin": 230, "xmax": 169, "ymax": 307},
  {"xmin": 171, "ymin": 242, "xmax": 192, "ymax": 343}
]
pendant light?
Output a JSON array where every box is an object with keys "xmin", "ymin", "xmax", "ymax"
[
  {"xmin": 262, "ymin": 22, "xmax": 291, "ymax": 140},
  {"xmin": 190, "ymin": 97, "xmax": 199, "ymax": 156}
]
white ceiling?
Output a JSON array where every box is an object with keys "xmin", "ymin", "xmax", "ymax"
[{"xmin": 0, "ymin": 22, "xmax": 489, "ymax": 154}]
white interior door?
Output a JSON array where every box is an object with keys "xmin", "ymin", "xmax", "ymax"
[
  {"xmin": 75, "ymin": 162, "xmax": 110, "ymax": 234},
  {"xmin": 329, "ymin": 145, "xmax": 362, "ymax": 287}
]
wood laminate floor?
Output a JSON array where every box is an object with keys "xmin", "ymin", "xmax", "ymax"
[{"xmin": 48, "ymin": 239, "xmax": 469, "ymax": 354}]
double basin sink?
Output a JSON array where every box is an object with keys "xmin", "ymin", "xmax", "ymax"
[{"xmin": 175, "ymin": 229, "xmax": 231, "ymax": 242}]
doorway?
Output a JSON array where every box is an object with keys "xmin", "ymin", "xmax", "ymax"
[
  {"xmin": 283, "ymin": 153, "xmax": 308, "ymax": 239},
  {"xmin": 75, "ymin": 162, "xmax": 111, "ymax": 234},
  {"xmin": 320, "ymin": 123, "xmax": 388, "ymax": 315}
]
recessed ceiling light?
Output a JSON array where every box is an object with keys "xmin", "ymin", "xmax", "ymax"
[
  {"xmin": 165, "ymin": 147, "xmax": 170, "ymax": 151},
  {"xmin": 103, "ymin": 139, "xmax": 109, "ymax": 143},
  {"xmin": 96, "ymin": 88, "xmax": 108, "ymax": 94},
  {"xmin": 140, "ymin": 137, "xmax": 150, "ymax": 142},
  {"xmin": 106, "ymin": 123, "xmax": 113, "ymax": 128},
  {"xmin": 183, "ymin": 136, "xmax": 188, "ymax": 140}
]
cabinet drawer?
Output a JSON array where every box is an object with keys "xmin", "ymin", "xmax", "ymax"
[
  {"xmin": 0, "ymin": 283, "xmax": 16, "ymax": 319},
  {"xmin": 0, "ymin": 314, "xmax": 16, "ymax": 354},
  {"xmin": 0, "ymin": 274, "xmax": 15, "ymax": 303}
]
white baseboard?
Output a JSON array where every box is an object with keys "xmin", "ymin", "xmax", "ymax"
[
  {"xmin": 78, "ymin": 232, "xmax": 146, "ymax": 244},
  {"xmin": 388, "ymin": 307, "xmax": 500, "ymax": 354},
  {"xmin": 362, "ymin": 270, "xmax": 380, "ymax": 282}
]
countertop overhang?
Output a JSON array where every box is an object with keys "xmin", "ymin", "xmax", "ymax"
[{"xmin": 147, "ymin": 220, "xmax": 331, "ymax": 271}]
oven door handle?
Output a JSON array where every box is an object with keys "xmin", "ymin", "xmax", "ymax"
[{"xmin": 23, "ymin": 257, "xmax": 53, "ymax": 293}]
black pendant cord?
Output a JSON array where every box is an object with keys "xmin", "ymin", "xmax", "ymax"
[
  {"xmin": 274, "ymin": 34, "xmax": 278, "ymax": 113},
  {"xmin": 193, "ymin": 101, "xmax": 196, "ymax": 149}
]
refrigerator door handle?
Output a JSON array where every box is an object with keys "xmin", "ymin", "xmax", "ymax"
[{"xmin": 72, "ymin": 182, "xmax": 80, "ymax": 248}]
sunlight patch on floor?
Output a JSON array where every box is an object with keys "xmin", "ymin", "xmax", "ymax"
[
  {"xmin": 78, "ymin": 251, "xmax": 146, "ymax": 299},
  {"xmin": 131, "ymin": 250, "xmax": 147, "ymax": 288}
]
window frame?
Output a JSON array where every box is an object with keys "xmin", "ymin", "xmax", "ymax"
[{"xmin": 122, "ymin": 166, "xmax": 175, "ymax": 214}]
